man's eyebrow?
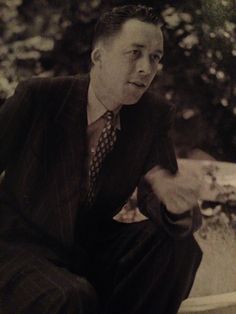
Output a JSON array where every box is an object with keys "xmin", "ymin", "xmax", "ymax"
[
  {"xmin": 130, "ymin": 43, "xmax": 145, "ymax": 48},
  {"xmin": 130, "ymin": 43, "xmax": 163, "ymax": 56}
]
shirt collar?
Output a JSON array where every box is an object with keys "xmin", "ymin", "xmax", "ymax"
[{"xmin": 87, "ymin": 82, "xmax": 121, "ymax": 129}]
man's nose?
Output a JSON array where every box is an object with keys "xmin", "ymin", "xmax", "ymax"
[{"xmin": 137, "ymin": 57, "xmax": 152, "ymax": 75}]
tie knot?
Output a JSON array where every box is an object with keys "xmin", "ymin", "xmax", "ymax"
[{"xmin": 103, "ymin": 110, "xmax": 114, "ymax": 122}]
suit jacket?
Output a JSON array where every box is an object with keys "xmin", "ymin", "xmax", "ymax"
[{"xmin": 0, "ymin": 74, "xmax": 201, "ymax": 251}]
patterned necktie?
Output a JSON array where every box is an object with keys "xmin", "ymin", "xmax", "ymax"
[{"xmin": 86, "ymin": 110, "xmax": 117, "ymax": 206}]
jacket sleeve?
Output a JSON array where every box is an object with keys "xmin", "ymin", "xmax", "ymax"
[
  {"xmin": 0, "ymin": 80, "xmax": 34, "ymax": 174},
  {"xmin": 137, "ymin": 102, "xmax": 202, "ymax": 237}
]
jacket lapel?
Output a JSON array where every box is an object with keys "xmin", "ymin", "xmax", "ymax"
[
  {"xmin": 55, "ymin": 76, "xmax": 90, "ymax": 246},
  {"xmin": 34, "ymin": 75, "xmax": 90, "ymax": 247}
]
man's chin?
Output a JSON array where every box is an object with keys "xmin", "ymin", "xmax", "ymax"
[
  {"xmin": 122, "ymin": 93, "xmax": 145, "ymax": 105},
  {"xmin": 123, "ymin": 102, "xmax": 139, "ymax": 106}
]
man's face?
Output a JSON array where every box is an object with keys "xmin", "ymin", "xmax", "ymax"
[{"xmin": 92, "ymin": 18, "xmax": 164, "ymax": 106}]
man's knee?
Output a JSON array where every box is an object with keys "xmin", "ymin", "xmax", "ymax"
[
  {"xmin": 145, "ymin": 219, "xmax": 203, "ymax": 262},
  {"xmin": 61, "ymin": 277, "xmax": 98, "ymax": 313},
  {"xmin": 143, "ymin": 220, "xmax": 203, "ymax": 269}
]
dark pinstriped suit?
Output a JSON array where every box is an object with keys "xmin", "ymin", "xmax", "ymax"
[{"xmin": 0, "ymin": 75, "xmax": 202, "ymax": 314}]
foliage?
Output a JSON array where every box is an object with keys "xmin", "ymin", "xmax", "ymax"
[
  {"xmin": 159, "ymin": 0, "xmax": 236, "ymax": 161},
  {"xmin": 0, "ymin": 0, "xmax": 235, "ymax": 161}
]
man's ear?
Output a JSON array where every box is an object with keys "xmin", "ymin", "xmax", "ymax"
[{"xmin": 91, "ymin": 47, "xmax": 102, "ymax": 67}]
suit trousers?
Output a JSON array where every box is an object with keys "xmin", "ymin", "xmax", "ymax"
[{"xmin": 0, "ymin": 219, "xmax": 202, "ymax": 314}]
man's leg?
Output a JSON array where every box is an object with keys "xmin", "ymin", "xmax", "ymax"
[
  {"xmin": 0, "ymin": 242, "xmax": 98, "ymax": 314},
  {"xmin": 84, "ymin": 219, "xmax": 202, "ymax": 314}
]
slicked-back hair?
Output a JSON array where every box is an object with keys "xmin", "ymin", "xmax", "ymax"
[{"xmin": 92, "ymin": 5, "xmax": 161, "ymax": 48}]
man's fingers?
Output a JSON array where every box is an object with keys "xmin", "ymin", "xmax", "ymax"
[
  {"xmin": 178, "ymin": 185, "xmax": 200, "ymax": 200},
  {"xmin": 163, "ymin": 191, "xmax": 198, "ymax": 214},
  {"xmin": 177, "ymin": 160, "xmax": 203, "ymax": 181},
  {"xmin": 166, "ymin": 197, "xmax": 192, "ymax": 214}
]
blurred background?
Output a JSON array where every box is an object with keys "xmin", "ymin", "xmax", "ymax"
[{"xmin": 0, "ymin": 0, "xmax": 235, "ymax": 162}]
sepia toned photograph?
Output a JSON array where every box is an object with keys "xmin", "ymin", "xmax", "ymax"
[{"xmin": 0, "ymin": 1, "xmax": 235, "ymax": 313}]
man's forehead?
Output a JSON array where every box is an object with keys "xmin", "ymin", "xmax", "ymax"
[
  {"xmin": 113, "ymin": 18, "xmax": 163, "ymax": 48},
  {"xmin": 114, "ymin": 19, "xmax": 163, "ymax": 45},
  {"xmin": 121, "ymin": 19, "xmax": 161, "ymax": 34}
]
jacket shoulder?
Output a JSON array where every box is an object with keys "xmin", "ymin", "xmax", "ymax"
[
  {"xmin": 138, "ymin": 89, "xmax": 176, "ymax": 129},
  {"xmin": 23, "ymin": 75, "xmax": 77, "ymax": 97},
  {"xmin": 145, "ymin": 89, "xmax": 175, "ymax": 115},
  {"xmin": 19, "ymin": 75, "xmax": 87, "ymax": 116}
]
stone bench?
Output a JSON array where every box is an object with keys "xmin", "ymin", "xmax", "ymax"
[{"xmin": 179, "ymin": 292, "xmax": 236, "ymax": 313}]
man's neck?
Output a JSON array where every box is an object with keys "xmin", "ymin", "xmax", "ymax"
[{"xmin": 90, "ymin": 71, "xmax": 122, "ymax": 112}]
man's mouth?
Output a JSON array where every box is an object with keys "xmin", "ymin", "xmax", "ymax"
[{"xmin": 128, "ymin": 81, "xmax": 146, "ymax": 88}]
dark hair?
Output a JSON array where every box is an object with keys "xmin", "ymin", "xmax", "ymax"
[{"xmin": 92, "ymin": 5, "xmax": 161, "ymax": 48}]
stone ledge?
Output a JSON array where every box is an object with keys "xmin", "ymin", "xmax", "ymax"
[{"xmin": 179, "ymin": 292, "xmax": 236, "ymax": 313}]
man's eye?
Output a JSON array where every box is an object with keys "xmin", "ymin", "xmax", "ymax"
[
  {"xmin": 129, "ymin": 50, "xmax": 140, "ymax": 57},
  {"xmin": 151, "ymin": 55, "xmax": 161, "ymax": 63}
]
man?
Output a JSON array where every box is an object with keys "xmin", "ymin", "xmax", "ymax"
[{"xmin": 0, "ymin": 5, "xmax": 202, "ymax": 314}]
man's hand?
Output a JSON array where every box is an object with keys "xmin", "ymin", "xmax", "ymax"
[{"xmin": 144, "ymin": 160, "xmax": 201, "ymax": 215}]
